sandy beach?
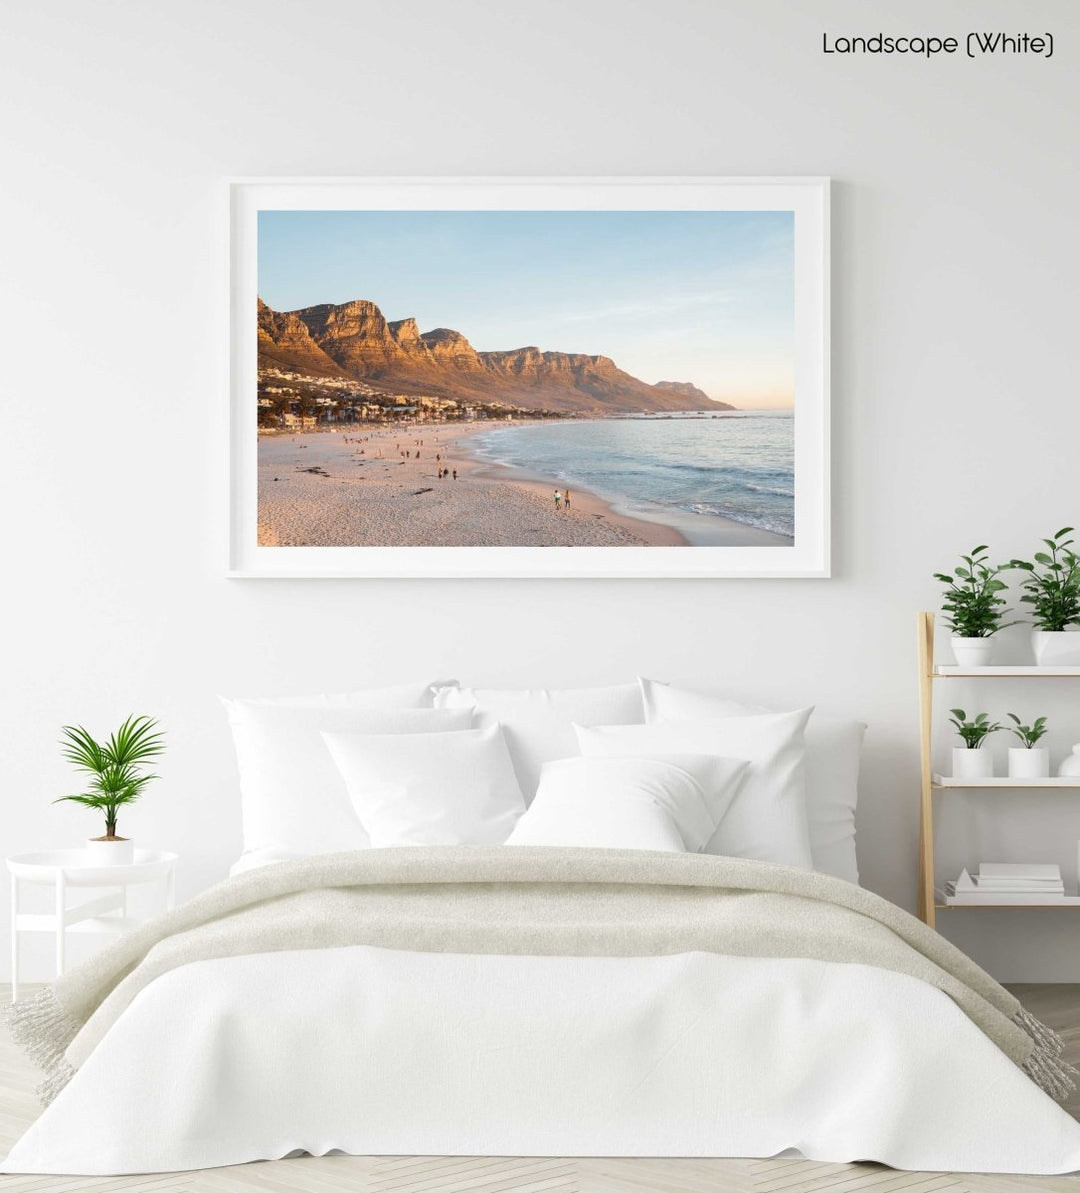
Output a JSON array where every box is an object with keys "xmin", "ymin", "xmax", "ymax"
[{"xmin": 257, "ymin": 423, "xmax": 790, "ymax": 548}]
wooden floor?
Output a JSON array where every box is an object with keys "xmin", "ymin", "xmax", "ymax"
[{"xmin": 1, "ymin": 984, "xmax": 1078, "ymax": 1193}]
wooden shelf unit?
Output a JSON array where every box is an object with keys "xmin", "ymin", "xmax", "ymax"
[{"xmin": 917, "ymin": 611, "xmax": 1080, "ymax": 928}]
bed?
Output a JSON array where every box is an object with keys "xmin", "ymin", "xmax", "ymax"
[{"xmin": 5, "ymin": 679, "xmax": 1080, "ymax": 1176}]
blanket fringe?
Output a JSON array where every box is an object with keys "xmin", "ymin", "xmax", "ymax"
[
  {"xmin": 3, "ymin": 987, "xmax": 80, "ymax": 1106},
  {"xmin": 36, "ymin": 1058, "xmax": 76, "ymax": 1107},
  {"xmin": 1014, "ymin": 1006, "xmax": 1077, "ymax": 1101}
]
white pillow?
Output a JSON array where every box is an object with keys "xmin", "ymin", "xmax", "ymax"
[
  {"xmin": 575, "ymin": 708, "xmax": 813, "ymax": 869},
  {"xmin": 324, "ymin": 724, "xmax": 526, "ymax": 847},
  {"xmin": 238, "ymin": 681, "xmax": 445, "ymax": 710},
  {"xmin": 505, "ymin": 755, "xmax": 749, "ymax": 853},
  {"xmin": 639, "ymin": 678, "xmax": 865, "ymax": 883},
  {"xmin": 433, "ymin": 683, "xmax": 645, "ymax": 801},
  {"xmin": 221, "ymin": 700, "xmax": 473, "ymax": 856}
]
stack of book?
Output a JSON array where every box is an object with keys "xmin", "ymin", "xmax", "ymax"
[{"xmin": 941, "ymin": 863, "xmax": 1071, "ymax": 905}]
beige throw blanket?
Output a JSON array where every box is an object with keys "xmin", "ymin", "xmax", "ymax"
[{"xmin": 8, "ymin": 846, "xmax": 1076, "ymax": 1105}]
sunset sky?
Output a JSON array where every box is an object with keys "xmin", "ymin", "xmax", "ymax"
[{"xmin": 259, "ymin": 209, "xmax": 795, "ymax": 409}]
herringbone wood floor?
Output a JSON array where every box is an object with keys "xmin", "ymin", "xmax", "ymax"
[{"xmin": 1, "ymin": 984, "xmax": 1078, "ymax": 1193}]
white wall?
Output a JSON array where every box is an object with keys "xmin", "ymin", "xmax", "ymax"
[{"xmin": 2, "ymin": 0, "xmax": 1078, "ymax": 981}]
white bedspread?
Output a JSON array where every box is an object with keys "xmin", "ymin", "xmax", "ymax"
[{"xmin": 5, "ymin": 946, "xmax": 1080, "ymax": 1175}]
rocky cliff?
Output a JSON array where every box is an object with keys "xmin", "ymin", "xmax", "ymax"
[
  {"xmin": 258, "ymin": 297, "xmax": 733, "ymax": 414},
  {"xmin": 653, "ymin": 380, "xmax": 714, "ymax": 405},
  {"xmin": 256, "ymin": 299, "xmax": 348, "ymax": 378}
]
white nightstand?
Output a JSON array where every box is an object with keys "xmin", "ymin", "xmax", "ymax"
[{"xmin": 8, "ymin": 849, "xmax": 177, "ymax": 1001}]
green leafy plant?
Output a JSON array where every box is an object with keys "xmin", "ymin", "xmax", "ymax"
[
  {"xmin": 1006, "ymin": 714, "xmax": 1048, "ymax": 749},
  {"xmin": 933, "ymin": 546, "xmax": 1016, "ymax": 638},
  {"xmin": 54, "ymin": 715, "xmax": 165, "ymax": 839},
  {"xmin": 948, "ymin": 709, "xmax": 1002, "ymax": 750},
  {"xmin": 1009, "ymin": 528, "xmax": 1080, "ymax": 632}
]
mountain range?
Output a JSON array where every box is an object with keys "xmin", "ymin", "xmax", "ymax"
[{"xmin": 258, "ymin": 298, "xmax": 732, "ymax": 415}]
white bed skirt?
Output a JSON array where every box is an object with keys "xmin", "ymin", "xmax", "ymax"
[{"xmin": 6, "ymin": 946, "xmax": 1080, "ymax": 1175}]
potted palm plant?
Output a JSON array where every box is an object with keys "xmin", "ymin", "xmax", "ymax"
[
  {"xmin": 934, "ymin": 546, "xmax": 1016, "ymax": 667},
  {"xmin": 55, "ymin": 715, "xmax": 165, "ymax": 865},
  {"xmin": 949, "ymin": 709, "xmax": 1001, "ymax": 780},
  {"xmin": 1009, "ymin": 528, "xmax": 1080, "ymax": 665},
  {"xmin": 1006, "ymin": 714, "xmax": 1050, "ymax": 779}
]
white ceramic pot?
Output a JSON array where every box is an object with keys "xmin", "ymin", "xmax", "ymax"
[
  {"xmin": 84, "ymin": 837, "xmax": 134, "ymax": 866},
  {"xmin": 1032, "ymin": 629, "xmax": 1080, "ymax": 666},
  {"xmin": 1008, "ymin": 747, "xmax": 1050, "ymax": 779},
  {"xmin": 952, "ymin": 747, "xmax": 994, "ymax": 780},
  {"xmin": 1058, "ymin": 745, "xmax": 1080, "ymax": 777},
  {"xmin": 951, "ymin": 636, "xmax": 994, "ymax": 667}
]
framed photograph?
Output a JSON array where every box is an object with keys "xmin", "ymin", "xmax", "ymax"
[{"xmin": 229, "ymin": 177, "xmax": 829, "ymax": 578}]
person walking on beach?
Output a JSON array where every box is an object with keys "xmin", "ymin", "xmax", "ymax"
[
  {"xmin": 452, "ymin": 469, "xmax": 458, "ymax": 480},
  {"xmin": 554, "ymin": 489, "xmax": 562, "ymax": 510},
  {"xmin": 564, "ymin": 489, "xmax": 571, "ymax": 512}
]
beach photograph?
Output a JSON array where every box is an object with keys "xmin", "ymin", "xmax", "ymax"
[{"xmin": 255, "ymin": 207, "xmax": 797, "ymax": 551}]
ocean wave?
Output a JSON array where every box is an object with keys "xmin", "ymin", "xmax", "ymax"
[
  {"xmin": 688, "ymin": 502, "xmax": 794, "ymax": 537},
  {"xmin": 662, "ymin": 462, "xmax": 792, "ymax": 479},
  {"xmin": 745, "ymin": 482, "xmax": 795, "ymax": 497}
]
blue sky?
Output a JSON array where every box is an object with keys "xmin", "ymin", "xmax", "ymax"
[{"xmin": 259, "ymin": 210, "xmax": 794, "ymax": 408}]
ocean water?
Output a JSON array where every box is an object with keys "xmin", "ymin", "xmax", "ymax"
[{"xmin": 470, "ymin": 411, "xmax": 794, "ymax": 538}]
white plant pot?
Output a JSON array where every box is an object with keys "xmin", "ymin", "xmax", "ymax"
[
  {"xmin": 952, "ymin": 747, "xmax": 994, "ymax": 780},
  {"xmin": 1032, "ymin": 629, "xmax": 1080, "ymax": 666},
  {"xmin": 84, "ymin": 837, "xmax": 134, "ymax": 866},
  {"xmin": 1008, "ymin": 747, "xmax": 1050, "ymax": 779},
  {"xmin": 951, "ymin": 636, "xmax": 994, "ymax": 667}
]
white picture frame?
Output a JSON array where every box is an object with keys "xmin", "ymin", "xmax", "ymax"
[{"xmin": 229, "ymin": 176, "xmax": 830, "ymax": 578}]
